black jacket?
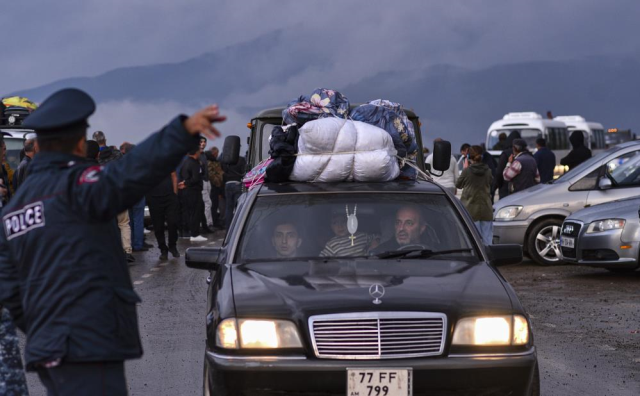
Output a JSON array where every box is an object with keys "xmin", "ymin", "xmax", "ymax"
[
  {"xmin": 561, "ymin": 131, "xmax": 592, "ymax": 170},
  {"xmin": 495, "ymin": 131, "xmax": 521, "ymax": 196},
  {"xmin": 180, "ymin": 156, "xmax": 203, "ymax": 191},
  {"xmin": 533, "ymin": 147, "xmax": 556, "ymax": 183},
  {"xmin": 13, "ymin": 155, "xmax": 32, "ymax": 191},
  {"xmin": 0, "ymin": 116, "xmax": 199, "ymax": 369}
]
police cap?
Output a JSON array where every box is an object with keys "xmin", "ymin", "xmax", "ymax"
[{"xmin": 22, "ymin": 88, "xmax": 96, "ymax": 133}]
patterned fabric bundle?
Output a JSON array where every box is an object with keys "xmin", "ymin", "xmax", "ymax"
[
  {"xmin": 282, "ymin": 88, "xmax": 350, "ymax": 126},
  {"xmin": 350, "ymin": 99, "xmax": 418, "ymax": 180}
]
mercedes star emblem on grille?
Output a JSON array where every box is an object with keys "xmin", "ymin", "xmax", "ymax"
[{"xmin": 369, "ymin": 284, "xmax": 385, "ymax": 305}]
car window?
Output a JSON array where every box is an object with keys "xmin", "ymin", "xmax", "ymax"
[
  {"xmin": 236, "ymin": 193, "xmax": 477, "ymax": 262},
  {"xmin": 606, "ymin": 150, "xmax": 640, "ymax": 187},
  {"xmin": 554, "ymin": 148, "xmax": 615, "ymax": 183},
  {"xmin": 4, "ymin": 137, "xmax": 24, "ymax": 169},
  {"xmin": 260, "ymin": 123, "xmax": 278, "ymax": 161}
]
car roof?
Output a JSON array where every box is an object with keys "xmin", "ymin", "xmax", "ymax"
[
  {"xmin": 257, "ymin": 181, "xmax": 445, "ymax": 195},
  {"xmin": 252, "ymin": 104, "xmax": 419, "ymax": 120}
]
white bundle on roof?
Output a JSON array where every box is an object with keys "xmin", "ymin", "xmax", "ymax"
[{"xmin": 290, "ymin": 118, "xmax": 400, "ymax": 182}]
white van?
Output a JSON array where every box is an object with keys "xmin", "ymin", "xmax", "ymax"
[
  {"xmin": 486, "ymin": 112, "xmax": 570, "ymax": 161},
  {"xmin": 553, "ymin": 115, "xmax": 606, "ymax": 154}
]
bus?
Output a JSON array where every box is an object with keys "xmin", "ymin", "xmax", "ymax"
[{"xmin": 553, "ymin": 115, "xmax": 606, "ymax": 155}]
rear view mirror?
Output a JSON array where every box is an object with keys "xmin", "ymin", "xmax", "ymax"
[
  {"xmin": 219, "ymin": 135, "xmax": 241, "ymax": 165},
  {"xmin": 488, "ymin": 244, "xmax": 523, "ymax": 267},
  {"xmin": 432, "ymin": 140, "xmax": 451, "ymax": 172},
  {"xmin": 598, "ymin": 177, "xmax": 612, "ymax": 190},
  {"xmin": 185, "ymin": 247, "xmax": 221, "ymax": 271}
]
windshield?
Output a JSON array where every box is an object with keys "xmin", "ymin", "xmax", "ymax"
[
  {"xmin": 487, "ymin": 129, "xmax": 541, "ymax": 151},
  {"xmin": 3, "ymin": 137, "xmax": 24, "ymax": 169},
  {"xmin": 237, "ymin": 193, "xmax": 477, "ymax": 262},
  {"xmin": 554, "ymin": 147, "xmax": 617, "ymax": 183}
]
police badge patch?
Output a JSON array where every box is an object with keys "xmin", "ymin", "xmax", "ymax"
[
  {"xmin": 3, "ymin": 201, "xmax": 46, "ymax": 240},
  {"xmin": 77, "ymin": 165, "xmax": 102, "ymax": 185}
]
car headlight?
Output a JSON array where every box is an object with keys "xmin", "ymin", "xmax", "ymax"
[
  {"xmin": 586, "ymin": 219, "xmax": 625, "ymax": 233},
  {"xmin": 494, "ymin": 206, "xmax": 523, "ymax": 221},
  {"xmin": 216, "ymin": 318, "xmax": 303, "ymax": 349},
  {"xmin": 452, "ymin": 315, "xmax": 529, "ymax": 346}
]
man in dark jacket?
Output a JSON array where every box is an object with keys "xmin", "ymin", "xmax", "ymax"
[
  {"xmin": 533, "ymin": 138, "xmax": 556, "ymax": 183},
  {"xmin": 13, "ymin": 134, "xmax": 38, "ymax": 191},
  {"xmin": 0, "ymin": 88, "xmax": 224, "ymax": 395},
  {"xmin": 179, "ymin": 148, "xmax": 208, "ymax": 242},
  {"xmin": 494, "ymin": 131, "xmax": 521, "ymax": 199},
  {"xmin": 147, "ymin": 172, "xmax": 180, "ymax": 260},
  {"xmin": 503, "ymin": 138, "xmax": 540, "ymax": 193},
  {"xmin": 561, "ymin": 131, "xmax": 592, "ymax": 170}
]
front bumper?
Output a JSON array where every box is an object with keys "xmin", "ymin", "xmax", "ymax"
[
  {"xmin": 562, "ymin": 231, "xmax": 638, "ymax": 269},
  {"xmin": 206, "ymin": 348, "xmax": 538, "ymax": 395},
  {"xmin": 492, "ymin": 220, "xmax": 529, "ymax": 245}
]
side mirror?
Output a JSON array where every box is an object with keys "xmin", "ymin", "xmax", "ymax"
[
  {"xmin": 185, "ymin": 247, "xmax": 221, "ymax": 271},
  {"xmin": 432, "ymin": 140, "xmax": 451, "ymax": 172},
  {"xmin": 598, "ymin": 177, "xmax": 612, "ymax": 190},
  {"xmin": 488, "ymin": 244, "xmax": 522, "ymax": 267},
  {"xmin": 219, "ymin": 135, "xmax": 241, "ymax": 165}
]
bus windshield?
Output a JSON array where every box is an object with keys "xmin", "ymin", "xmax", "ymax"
[{"xmin": 487, "ymin": 129, "xmax": 541, "ymax": 151}]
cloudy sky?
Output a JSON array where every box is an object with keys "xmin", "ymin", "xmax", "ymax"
[{"xmin": 2, "ymin": 0, "xmax": 639, "ymax": 147}]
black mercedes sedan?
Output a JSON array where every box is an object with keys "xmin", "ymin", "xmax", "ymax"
[{"xmin": 186, "ymin": 181, "xmax": 539, "ymax": 396}]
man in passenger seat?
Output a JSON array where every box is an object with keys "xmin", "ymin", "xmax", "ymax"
[
  {"xmin": 272, "ymin": 222, "xmax": 302, "ymax": 258},
  {"xmin": 320, "ymin": 210, "xmax": 378, "ymax": 257}
]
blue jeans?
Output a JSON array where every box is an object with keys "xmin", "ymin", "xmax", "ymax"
[
  {"xmin": 129, "ymin": 199, "xmax": 145, "ymax": 250},
  {"xmin": 474, "ymin": 221, "xmax": 494, "ymax": 246}
]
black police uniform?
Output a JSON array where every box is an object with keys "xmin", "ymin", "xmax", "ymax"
[{"xmin": 0, "ymin": 89, "xmax": 200, "ymax": 395}]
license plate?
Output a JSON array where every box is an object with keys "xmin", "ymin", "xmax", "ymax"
[
  {"xmin": 347, "ymin": 368, "xmax": 412, "ymax": 396},
  {"xmin": 560, "ymin": 237, "xmax": 575, "ymax": 248}
]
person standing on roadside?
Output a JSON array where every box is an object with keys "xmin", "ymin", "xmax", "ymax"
[
  {"xmin": 533, "ymin": 137, "xmax": 556, "ymax": 183},
  {"xmin": 207, "ymin": 146, "xmax": 224, "ymax": 228},
  {"xmin": 0, "ymin": 88, "xmax": 224, "ymax": 396},
  {"xmin": 456, "ymin": 145, "xmax": 494, "ymax": 245},
  {"xmin": 13, "ymin": 133, "xmax": 39, "ymax": 191},
  {"xmin": 561, "ymin": 131, "xmax": 592, "ymax": 170},
  {"xmin": 94, "ymin": 130, "xmax": 135, "ymax": 262},
  {"xmin": 199, "ymin": 137, "xmax": 214, "ymax": 233},
  {"xmin": 146, "ymin": 171, "xmax": 180, "ymax": 260},
  {"xmin": 425, "ymin": 138, "xmax": 459, "ymax": 195},
  {"xmin": 121, "ymin": 143, "xmax": 149, "ymax": 252},
  {"xmin": 503, "ymin": 138, "xmax": 540, "ymax": 194},
  {"xmin": 495, "ymin": 131, "xmax": 521, "ymax": 199},
  {"xmin": 0, "ymin": 136, "xmax": 12, "ymax": 206},
  {"xmin": 180, "ymin": 148, "xmax": 208, "ymax": 242}
]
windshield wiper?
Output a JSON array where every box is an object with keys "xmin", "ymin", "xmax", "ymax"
[{"xmin": 374, "ymin": 248, "xmax": 473, "ymax": 260}]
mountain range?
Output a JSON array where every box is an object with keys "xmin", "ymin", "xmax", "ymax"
[{"xmin": 10, "ymin": 29, "xmax": 640, "ymax": 150}]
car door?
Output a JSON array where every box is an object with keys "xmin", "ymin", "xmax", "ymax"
[{"xmin": 585, "ymin": 149, "xmax": 640, "ymax": 207}]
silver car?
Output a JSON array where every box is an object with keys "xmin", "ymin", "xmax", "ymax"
[
  {"xmin": 559, "ymin": 197, "xmax": 640, "ymax": 273},
  {"xmin": 493, "ymin": 141, "xmax": 640, "ymax": 266}
]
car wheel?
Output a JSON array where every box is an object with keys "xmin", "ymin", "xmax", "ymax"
[{"xmin": 527, "ymin": 219, "xmax": 564, "ymax": 266}]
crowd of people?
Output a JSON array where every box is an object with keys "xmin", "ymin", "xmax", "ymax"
[
  {"xmin": 428, "ymin": 130, "xmax": 593, "ymax": 244},
  {"xmin": 0, "ymin": 128, "xmax": 247, "ymax": 264}
]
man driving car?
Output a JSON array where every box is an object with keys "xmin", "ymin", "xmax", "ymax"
[
  {"xmin": 272, "ymin": 222, "xmax": 302, "ymax": 258},
  {"xmin": 374, "ymin": 205, "xmax": 429, "ymax": 252}
]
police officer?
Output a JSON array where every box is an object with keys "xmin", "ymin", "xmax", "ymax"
[{"xmin": 0, "ymin": 88, "xmax": 225, "ymax": 395}]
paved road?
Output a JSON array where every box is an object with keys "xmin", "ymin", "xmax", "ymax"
[{"xmin": 23, "ymin": 236, "xmax": 640, "ymax": 395}]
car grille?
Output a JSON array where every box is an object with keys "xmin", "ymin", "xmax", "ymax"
[
  {"xmin": 561, "ymin": 221, "xmax": 582, "ymax": 259},
  {"xmin": 309, "ymin": 312, "xmax": 446, "ymax": 359}
]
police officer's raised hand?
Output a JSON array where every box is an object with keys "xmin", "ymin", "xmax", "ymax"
[{"xmin": 184, "ymin": 105, "xmax": 227, "ymax": 140}]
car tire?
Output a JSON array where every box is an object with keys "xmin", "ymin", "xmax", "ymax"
[{"xmin": 527, "ymin": 218, "xmax": 564, "ymax": 266}]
